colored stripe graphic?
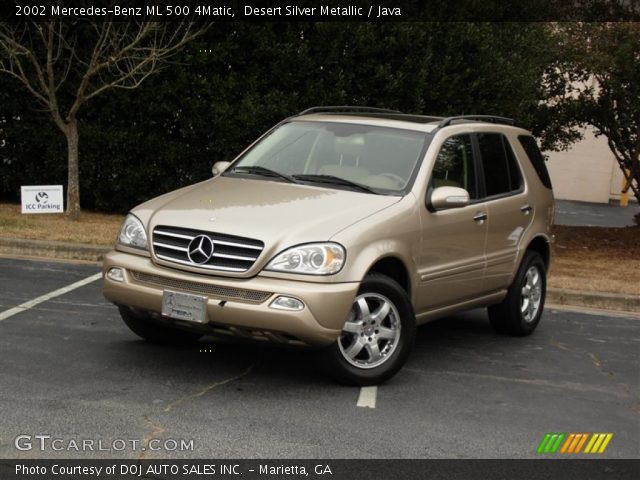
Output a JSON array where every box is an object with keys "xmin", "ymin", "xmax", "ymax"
[
  {"xmin": 537, "ymin": 434, "xmax": 553, "ymax": 453},
  {"xmin": 585, "ymin": 433, "xmax": 613, "ymax": 454},
  {"xmin": 550, "ymin": 434, "xmax": 565, "ymax": 453},
  {"xmin": 540, "ymin": 433, "xmax": 614, "ymax": 454},
  {"xmin": 584, "ymin": 434, "xmax": 598, "ymax": 453},
  {"xmin": 592, "ymin": 434, "xmax": 606, "ymax": 452},
  {"xmin": 537, "ymin": 433, "xmax": 566, "ymax": 453},
  {"xmin": 568, "ymin": 433, "xmax": 582, "ymax": 453},
  {"xmin": 598, "ymin": 434, "xmax": 613, "ymax": 453},
  {"xmin": 560, "ymin": 434, "xmax": 574, "ymax": 453},
  {"xmin": 545, "ymin": 434, "xmax": 558, "ymax": 453},
  {"xmin": 574, "ymin": 433, "xmax": 589, "ymax": 453}
]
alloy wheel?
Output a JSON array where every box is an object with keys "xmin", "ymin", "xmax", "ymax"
[
  {"xmin": 521, "ymin": 265, "xmax": 542, "ymax": 322},
  {"xmin": 338, "ymin": 293, "xmax": 401, "ymax": 369}
]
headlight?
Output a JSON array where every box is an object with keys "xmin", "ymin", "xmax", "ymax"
[
  {"xmin": 265, "ymin": 243, "xmax": 345, "ymax": 275},
  {"xmin": 117, "ymin": 214, "xmax": 148, "ymax": 250}
]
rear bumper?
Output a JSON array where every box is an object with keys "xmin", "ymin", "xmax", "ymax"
[{"xmin": 102, "ymin": 251, "xmax": 359, "ymax": 346}]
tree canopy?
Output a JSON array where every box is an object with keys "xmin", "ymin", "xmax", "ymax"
[
  {"xmin": 0, "ymin": 21, "xmax": 207, "ymax": 218},
  {"xmin": 549, "ymin": 23, "xmax": 639, "ymax": 205},
  {"xmin": 0, "ymin": 22, "xmax": 635, "ymax": 214}
]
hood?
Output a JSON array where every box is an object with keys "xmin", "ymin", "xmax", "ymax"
[{"xmin": 132, "ymin": 176, "xmax": 401, "ymax": 275}]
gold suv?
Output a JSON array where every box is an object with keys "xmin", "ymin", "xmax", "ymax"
[{"xmin": 103, "ymin": 107, "xmax": 554, "ymax": 385}]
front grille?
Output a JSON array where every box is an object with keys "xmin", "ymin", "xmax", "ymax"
[
  {"xmin": 152, "ymin": 226, "xmax": 264, "ymax": 273},
  {"xmin": 130, "ymin": 270, "xmax": 272, "ymax": 303}
]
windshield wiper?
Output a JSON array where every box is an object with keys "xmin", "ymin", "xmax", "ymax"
[
  {"xmin": 229, "ymin": 165, "xmax": 298, "ymax": 184},
  {"xmin": 293, "ymin": 174, "xmax": 379, "ymax": 194}
]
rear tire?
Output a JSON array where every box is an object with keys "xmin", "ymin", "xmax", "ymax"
[
  {"xmin": 119, "ymin": 307, "xmax": 203, "ymax": 346},
  {"xmin": 318, "ymin": 274, "xmax": 415, "ymax": 386},
  {"xmin": 488, "ymin": 251, "xmax": 546, "ymax": 336}
]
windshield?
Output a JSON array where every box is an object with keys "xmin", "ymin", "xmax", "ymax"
[{"xmin": 225, "ymin": 121, "xmax": 428, "ymax": 194}]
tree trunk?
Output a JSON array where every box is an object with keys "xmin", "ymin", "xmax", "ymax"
[{"xmin": 65, "ymin": 119, "xmax": 80, "ymax": 220}]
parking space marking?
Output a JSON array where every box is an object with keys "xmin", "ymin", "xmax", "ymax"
[
  {"xmin": 356, "ymin": 386, "xmax": 377, "ymax": 408},
  {"xmin": 0, "ymin": 272, "xmax": 102, "ymax": 321}
]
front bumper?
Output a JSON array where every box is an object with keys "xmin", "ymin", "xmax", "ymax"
[{"xmin": 102, "ymin": 251, "xmax": 359, "ymax": 346}]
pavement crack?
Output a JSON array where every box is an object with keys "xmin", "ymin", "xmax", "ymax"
[
  {"xmin": 140, "ymin": 414, "xmax": 165, "ymax": 460},
  {"xmin": 548, "ymin": 334, "xmax": 579, "ymax": 354},
  {"xmin": 589, "ymin": 352, "xmax": 605, "ymax": 373},
  {"xmin": 588, "ymin": 351, "xmax": 619, "ymax": 381},
  {"xmin": 163, "ymin": 362, "xmax": 257, "ymax": 414},
  {"xmin": 588, "ymin": 352, "xmax": 637, "ymax": 406},
  {"xmin": 139, "ymin": 361, "xmax": 257, "ymax": 459},
  {"xmin": 550, "ymin": 337, "xmax": 627, "ymax": 391}
]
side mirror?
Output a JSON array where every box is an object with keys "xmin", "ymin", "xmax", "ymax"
[
  {"xmin": 429, "ymin": 186, "xmax": 470, "ymax": 211},
  {"xmin": 212, "ymin": 161, "xmax": 231, "ymax": 177}
]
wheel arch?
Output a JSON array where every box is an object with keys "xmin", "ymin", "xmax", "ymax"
[
  {"xmin": 365, "ymin": 256, "xmax": 412, "ymax": 297},
  {"xmin": 525, "ymin": 235, "xmax": 551, "ymax": 269}
]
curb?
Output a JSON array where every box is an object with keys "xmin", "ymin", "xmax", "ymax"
[
  {"xmin": 1, "ymin": 237, "xmax": 638, "ymax": 314},
  {"xmin": 547, "ymin": 288, "xmax": 639, "ymax": 314},
  {"xmin": 0, "ymin": 237, "xmax": 110, "ymax": 262}
]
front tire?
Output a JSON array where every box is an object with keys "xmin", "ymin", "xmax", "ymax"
[
  {"xmin": 119, "ymin": 307, "xmax": 203, "ymax": 346},
  {"xmin": 488, "ymin": 251, "xmax": 546, "ymax": 336},
  {"xmin": 319, "ymin": 274, "xmax": 416, "ymax": 385}
]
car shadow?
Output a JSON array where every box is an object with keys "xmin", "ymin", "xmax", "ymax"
[
  {"xmin": 107, "ymin": 308, "xmax": 515, "ymax": 388},
  {"xmin": 110, "ymin": 333, "xmax": 335, "ymax": 387}
]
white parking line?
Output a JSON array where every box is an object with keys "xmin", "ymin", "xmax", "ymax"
[
  {"xmin": 0, "ymin": 272, "xmax": 102, "ymax": 321},
  {"xmin": 356, "ymin": 386, "xmax": 378, "ymax": 408}
]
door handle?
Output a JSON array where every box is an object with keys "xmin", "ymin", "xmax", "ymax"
[
  {"xmin": 473, "ymin": 212, "xmax": 488, "ymax": 223},
  {"xmin": 520, "ymin": 204, "xmax": 532, "ymax": 215}
]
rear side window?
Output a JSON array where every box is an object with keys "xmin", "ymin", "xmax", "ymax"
[
  {"xmin": 518, "ymin": 135, "xmax": 553, "ymax": 189},
  {"xmin": 478, "ymin": 133, "xmax": 523, "ymax": 197}
]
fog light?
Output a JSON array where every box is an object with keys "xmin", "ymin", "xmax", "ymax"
[
  {"xmin": 107, "ymin": 267, "xmax": 125, "ymax": 282},
  {"xmin": 270, "ymin": 296, "xmax": 305, "ymax": 311}
]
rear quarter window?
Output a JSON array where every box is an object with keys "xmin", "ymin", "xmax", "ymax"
[{"xmin": 518, "ymin": 135, "xmax": 553, "ymax": 190}]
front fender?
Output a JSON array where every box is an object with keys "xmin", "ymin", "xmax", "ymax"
[{"xmin": 329, "ymin": 195, "xmax": 420, "ymax": 294}]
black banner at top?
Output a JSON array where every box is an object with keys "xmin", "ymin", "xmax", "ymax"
[{"xmin": 1, "ymin": 0, "xmax": 639, "ymax": 22}]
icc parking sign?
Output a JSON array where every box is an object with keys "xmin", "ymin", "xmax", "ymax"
[{"xmin": 21, "ymin": 185, "xmax": 64, "ymax": 214}]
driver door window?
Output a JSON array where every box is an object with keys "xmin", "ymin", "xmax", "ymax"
[{"xmin": 431, "ymin": 134, "xmax": 477, "ymax": 199}]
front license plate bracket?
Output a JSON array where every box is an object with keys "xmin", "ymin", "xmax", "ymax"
[{"xmin": 161, "ymin": 290, "xmax": 207, "ymax": 324}]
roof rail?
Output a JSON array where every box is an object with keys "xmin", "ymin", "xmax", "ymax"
[
  {"xmin": 358, "ymin": 112, "xmax": 445, "ymax": 124},
  {"xmin": 298, "ymin": 106, "xmax": 401, "ymax": 116},
  {"xmin": 438, "ymin": 115, "xmax": 516, "ymax": 128}
]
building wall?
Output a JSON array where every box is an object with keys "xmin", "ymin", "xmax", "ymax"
[{"xmin": 546, "ymin": 127, "xmax": 623, "ymax": 204}]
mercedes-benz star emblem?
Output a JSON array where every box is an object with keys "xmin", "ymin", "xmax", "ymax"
[
  {"xmin": 187, "ymin": 235, "xmax": 215, "ymax": 264},
  {"xmin": 166, "ymin": 293, "xmax": 176, "ymax": 308}
]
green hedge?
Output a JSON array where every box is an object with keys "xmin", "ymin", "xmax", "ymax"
[{"xmin": 0, "ymin": 23, "xmax": 560, "ymax": 213}]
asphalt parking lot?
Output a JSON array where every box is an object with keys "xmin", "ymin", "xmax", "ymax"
[
  {"xmin": 554, "ymin": 199, "xmax": 638, "ymax": 228},
  {"xmin": 0, "ymin": 257, "xmax": 638, "ymax": 459}
]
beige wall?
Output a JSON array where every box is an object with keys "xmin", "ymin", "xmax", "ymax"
[{"xmin": 546, "ymin": 127, "xmax": 622, "ymax": 203}]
